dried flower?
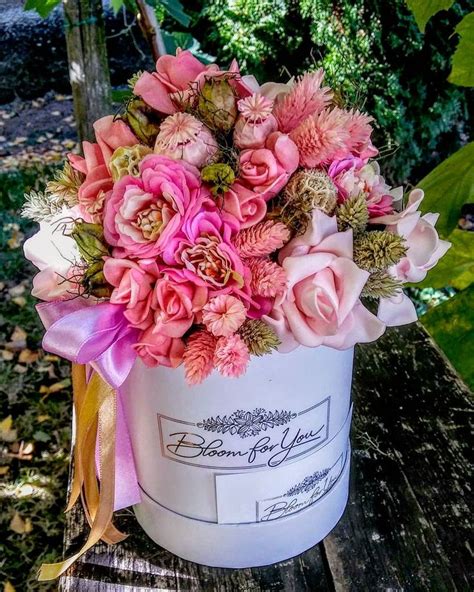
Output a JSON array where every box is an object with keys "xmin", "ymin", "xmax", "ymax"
[
  {"xmin": 21, "ymin": 190, "xmax": 65, "ymax": 222},
  {"xmin": 213, "ymin": 334, "xmax": 250, "ymax": 378},
  {"xmin": 336, "ymin": 193, "xmax": 369, "ymax": 235},
  {"xmin": 237, "ymin": 93, "xmax": 274, "ymax": 123},
  {"xmin": 233, "ymin": 220, "xmax": 290, "ymax": 258},
  {"xmin": 46, "ymin": 161, "xmax": 84, "ymax": 206},
  {"xmin": 121, "ymin": 98, "xmax": 161, "ymax": 146},
  {"xmin": 109, "ymin": 144, "xmax": 153, "ymax": 182},
  {"xmin": 198, "ymin": 77, "xmax": 237, "ymax": 133},
  {"xmin": 81, "ymin": 260, "xmax": 113, "ymax": 299},
  {"xmin": 290, "ymin": 107, "xmax": 350, "ymax": 167},
  {"xmin": 69, "ymin": 221, "xmax": 110, "ymax": 264},
  {"xmin": 201, "ymin": 163, "xmax": 235, "ymax": 196},
  {"xmin": 354, "ymin": 231, "xmax": 407, "ymax": 272},
  {"xmin": 183, "ymin": 330, "xmax": 217, "ymax": 385},
  {"xmin": 202, "ymin": 295, "xmax": 247, "ymax": 337},
  {"xmin": 361, "ymin": 271, "xmax": 402, "ymax": 299},
  {"xmin": 154, "ymin": 112, "xmax": 218, "ymax": 168},
  {"xmin": 246, "ymin": 258, "xmax": 287, "ymax": 297},
  {"xmin": 274, "ymin": 70, "xmax": 333, "ymax": 134},
  {"xmin": 238, "ymin": 319, "xmax": 281, "ymax": 356}
]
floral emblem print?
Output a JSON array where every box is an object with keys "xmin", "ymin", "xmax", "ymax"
[
  {"xmin": 284, "ymin": 468, "xmax": 331, "ymax": 496},
  {"xmin": 197, "ymin": 408, "xmax": 297, "ymax": 438}
]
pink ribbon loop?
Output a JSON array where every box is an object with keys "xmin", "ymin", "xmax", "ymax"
[{"xmin": 37, "ymin": 299, "xmax": 142, "ymax": 510}]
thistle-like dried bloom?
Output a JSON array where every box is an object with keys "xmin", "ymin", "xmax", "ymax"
[
  {"xmin": 354, "ymin": 231, "xmax": 407, "ymax": 272},
  {"xmin": 238, "ymin": 93, "xmax": 274, "ymax": 123},
  {"xmin": 336, "ymin": 193, "xmax": 369, "ymax": 235},
  {"xmin": 273, "ymin": 70, "xmax": 333, "ymax": 134},
  {"xmin": 202, "ymin": 295, "xmax": 247, "ymax": 337},
  {"xmin": 238, "ymin": 319, "xmax": 280, "ymax": 356},
  {"xmin": 290, "ymin": 107, "xmax": 350, "ymax": 167},
  {"xmin": 183, "ymin": 330, "xmax": 217, "ymax": 385},
  {"xmin": 233, "ymin": 220, "xmax": 290, "ymax": 258},
  {"xmin": 109, "ymin": 144, "xmax": 153, "ymax": 182},
  {"xmin": 213, "ymin": 334, "xmax": 250, "ymax": 378},
  {"xmin": 247, "ymin": 258, "xmax": 287, "ymax": 298},
  {"xmin": 361, "ymin": 271, "xmax": 402, "ymax": 299},
  {"xmin": 284, "ymin": 170, "xmax": 337, "ymax": 216},
  {"xmin": 46, "ymin": 161, "xmax": 84, "ymax": 206}
]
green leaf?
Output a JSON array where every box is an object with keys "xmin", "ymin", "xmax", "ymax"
[
  {"xmin": 448, "ymin": 12, "xmax": 474, "ymax": 87},
  {"xmin": 405, "ymin": 0, "xmax": 455, "ymax": 32},
  {"xmin": 158, "ymin": 0, "xmax": 191, "ymax": 27},
  {"xmin": 421, "ymin": 284, "xmax": 474, "ymax": 389},
  {"xmin": 111, "ymin": 0, "xmax": 126, "ymax": 14},
  {"xmin": 419, "ymin": 229, "xmax": 474, "ymax": 290},
  {"xmin": 23, "ymin": 0, "xmax": 61, "ymax": 18},
  {"xmin": 417, "ymin": 142, "xmax": 474, "ymax": 238},
  {"xmin": 162, "ymin": 31, "xmax": 215, "ymax": 64}
]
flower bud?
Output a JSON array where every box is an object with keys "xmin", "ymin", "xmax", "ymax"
[
  {"xmin": 70, "ymin": 221, "xmax": 109, "ymax": 264},
  {"xmin": 198, "ymin": 77, "xmax": 237, "ymax": 133},
  {"xmin": 121, "ymin": 98, "xmax": 161, "ymax": 146}
]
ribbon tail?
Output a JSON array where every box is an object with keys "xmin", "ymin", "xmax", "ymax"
[{"xmin": 38, "ymin": 372, "xmax": 126, "ymax": 581}]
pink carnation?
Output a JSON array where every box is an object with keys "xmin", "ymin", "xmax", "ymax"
[
  {"xmin": 202, "ymin": 295, "xmax": 247, "ymax": 337},
  {"xmin": 213, "ymin": 334, "xmax": 250, "ymax": 378},
  {"xmin": 103, "ymin": 155, "xmax": 203, "ymax": 259}
]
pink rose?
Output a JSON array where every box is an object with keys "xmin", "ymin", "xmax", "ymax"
[
  {"xmin": 265, "ymin": 210, "xmax": 385, "ymax": 351},
  {"xmin": 328, "ymin": 158, "xmax": 402, "ymax": 218},
  {"xmin": 372, "ymin": 189, "xmax": 451, "ymax": 283},
  {"xmin": 69, "ymin": 142, "xmax": 113, "ymax": 223},
  {"xmin": 151, "ymin": 269, "xmax": 208, "ymax": 338},
  {"xmin": 239, "ymin": 132, "xmax": 299, "ymax": 200},
  {"xmin": 93, "ymin": 115, "xmax": 138, "ymax": 165},
  {"xmin": 221, "ymin": 182, "xmax": 267, "ymax": 229},
  {"xmin": 103, "ymin": 155, "xmax": 202, "ymax": 258},
  {"xmin": 103, "ymin": 258, "xmax": 159, "ymax": 329},
  {"xmin": 134, "ymin": 327, "xmax": 184, "ymax": 368}
]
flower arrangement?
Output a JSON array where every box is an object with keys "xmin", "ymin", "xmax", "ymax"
[{"xmin": 23, "ymin": 49, "xmax": 450, "ymax": 385}]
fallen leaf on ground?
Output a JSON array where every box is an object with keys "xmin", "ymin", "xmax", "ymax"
[
  {"xmin": 18, "ymin": 349, "xmax": 39, "ymax": 364},
  {"xmin": 8, "ymin": 441, "xmax": 34, "ymax": 460},
  {"xmin": 37, "ymin": 414, "xmax": 51, "ymax": 423},
  {"xmin": 39, "ymin": 378, "xmax": 71, "ymax": 398},
  {"xmin": 12, "ymin": 296, "xmax": 27, "ymax": 308},
  {"xmin": 5, "ymin": 326, "xmax": 27, "ymax": 351},
  {"xmin": 9, "ymin": 512, "xmax": 33, "ymax": 535},
  {"xmin": 13, "ymin": 364, "xmax": 27, "ymax": 374},
  {"xmin": 0, "ymin": 466, "xmax": 10, "ymax": 476},
  {"xmin": 8, "ymin": 285, "xmax": 25, "ymax": 297},
  {"xmin": 1, "ymin": 350, "xmax": 14, "ymax": 361},
  {"xmin": 0, "ymin": 416, "xmax": 17, "ymax": 442},
  {"xmin": 4, "ymin": 581, "xmax": 16, "ymax": 592}
]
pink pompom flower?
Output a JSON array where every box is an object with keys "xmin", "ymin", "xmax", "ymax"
[
  {"xmin": 213, "ymin": 334, "xmax": 250, "ymax": 378},
  {"xmin": 202, "ymin": 295, "xmax": 247, "ymax": 337}
]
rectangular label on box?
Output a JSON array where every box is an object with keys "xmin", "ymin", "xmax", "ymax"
[
  {"xmin": 215, "ymin": 406, "xmax": 352, "ymax": 524},
  {"xmin": 157, "ymin": 397, "xmax": 331, "ymax": 470}
]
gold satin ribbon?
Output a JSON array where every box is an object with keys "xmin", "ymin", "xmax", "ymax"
[{"xmin": 38, "ymin": 364, "xmax": 126, "ymax": 581}]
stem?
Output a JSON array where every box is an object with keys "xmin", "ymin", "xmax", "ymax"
[{"xmin": 136, "ymin": 0, "xmax": 166, "ymax": 62}]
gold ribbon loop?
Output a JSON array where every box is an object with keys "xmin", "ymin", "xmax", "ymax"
[{"xmin": 38, "ymin": 365, "xmax": 126, "ymax": 581}]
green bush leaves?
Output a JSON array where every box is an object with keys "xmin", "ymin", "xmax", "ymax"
[
  {"xmin": 448, "ymin": 12, "xmax": 474, "ymax": 87},
  {"xmin": 405, "ymin": 0, "xmax": 455, "ymax": 32}
]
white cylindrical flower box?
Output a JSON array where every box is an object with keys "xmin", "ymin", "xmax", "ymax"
[{"xmin": 122, "ymin": 345, "xmax": 354, "ymax": 568}]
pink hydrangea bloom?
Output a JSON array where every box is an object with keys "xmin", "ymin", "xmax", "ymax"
[
  {"xmin": 328, "ymin": 158, "xmax": 402, "ymax": 217},
  {"xmin": 213, "ymin": 334, "xmax": 250, "ymax": 378},
  {"xmin": 265, "ymin": 209, "xmax": 385, "ymax": 351},
  {"xmin": 103, "ymin": 155, "xmax": 203, "ymax": 258},
  {"xmin": 202, "ymin": 295, "xmax": 247, "ymax": 337},
  {"xmin": 239, "ymin": 132, "xmax": 299, "ymax": 200}
]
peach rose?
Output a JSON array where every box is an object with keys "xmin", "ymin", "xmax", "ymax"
[
  {"xmin": 265, "ymin": 210, "xmax": 385, "ymax": 351},
  {"xmin": 239, "ymin": 132, "xmax": 299, "ymax": 200},
  {"xmin": 134, "ymin": 327, "xmax": 184, "ymax": 368}
]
